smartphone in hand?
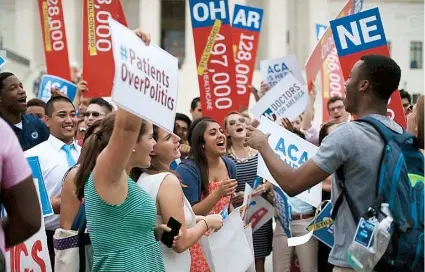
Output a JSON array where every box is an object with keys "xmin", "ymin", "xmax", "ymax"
[{"xmin": 161, "ymin": 217, "xmax": 182, "ymax": 248}]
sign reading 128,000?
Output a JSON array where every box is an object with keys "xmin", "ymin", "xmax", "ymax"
[{"xmin": 190, "ymin": 0, "xmax": 239, "ymax": 123}]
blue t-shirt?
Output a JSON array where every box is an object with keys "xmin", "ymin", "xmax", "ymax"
[
  {"xmin": 176, "ymin": 157, "xmax": 237, "ymax": 205},
  {"xmin": 1, "ymin": 114, "xmax": 49, "ymax": 151}
]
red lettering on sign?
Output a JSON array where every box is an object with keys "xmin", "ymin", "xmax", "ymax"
[{"xmin": 248, "ymin": 207, "xmax": 268, "ymax": 229}]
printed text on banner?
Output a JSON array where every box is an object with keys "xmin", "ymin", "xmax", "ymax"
[
  {"xmin": 305, "ymin": 0, "xmax": 363, "ymax": 122},
  {"xmin": 329, "ymin": 7, "xmax": 406, "ymax": 127},
  {"xmin": 231, "ymin": 4, "xmax": 263, "ymax": 111},
  {"xmin": 189, "ymin": 0, "xmax": 239, "ymax": 123},
  {"xmin": 83, "ymin": 0, "xmax": 128, "ymax": 98},
  {"xmin": 37, "ymin": 0, "xmax": 71, "ymax": 81}
]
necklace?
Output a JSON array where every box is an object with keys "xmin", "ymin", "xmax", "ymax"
[{"xmin": 230, "ymin": 146, "xmax": 257, "ymax": 163}]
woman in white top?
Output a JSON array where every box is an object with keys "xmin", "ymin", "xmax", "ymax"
[{"xmin": 131, "ymin": 125, "xmax": 224, "ymax": 271}]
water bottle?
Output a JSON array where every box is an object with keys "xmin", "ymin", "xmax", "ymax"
[
  {"xmin": 372, "ymin": 204, "xmax": 393, "ymax": 262},
  {"xmin": 346, "ymin": 208, "xmax": 379, "ymax": 272}
]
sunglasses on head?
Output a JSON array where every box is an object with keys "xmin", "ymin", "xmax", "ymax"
[{"xmin": 84, "ymin": 111, "xmax": 103, "ymax": 118}]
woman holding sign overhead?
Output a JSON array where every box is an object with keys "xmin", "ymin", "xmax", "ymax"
[
  {"xmin": 224, "ymin": 112, "xmax": 273, "ymax": 272},
  {"xmin": 76, "ymin": 30, "xmax": 169, "ymax": 272},
  {"xmin": 177, "ymin": 117, "xmax": 238, "ymax": 272}
]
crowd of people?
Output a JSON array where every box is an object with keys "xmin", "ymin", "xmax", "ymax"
[{"xmin": 0, "ymin": 27, "xmax": 423, "ymax": 272}]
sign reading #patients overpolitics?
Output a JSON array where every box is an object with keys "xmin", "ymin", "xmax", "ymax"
[
  {"xmin": 38, "ymin": 75, "xmax": 77, "ymax": 103},
  {"xmin": 260, "ymin": 54, "xmax": 305, "ymax": 88},
  {"xmin": 109, "ymin": 18, "xmax": 178, "ymax": 132},
  {"xmin": 257, "ymin": 116, "xmax": 322, "ymax": 208},
  {"xmin": 306, "ymin": 202, "xmax": 335, "ymax": 248},
  {"xmin": 250, "ymin": 73, "xmax": 308, "ymax": 123},
  {"xmin": 330, "ymin": 7, "xmax": 406, "ymax": 128}
]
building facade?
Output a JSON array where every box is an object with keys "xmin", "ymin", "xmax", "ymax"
[{"xmin": 0, "ymin": 0, "xmax": 423, "ymax": 118}]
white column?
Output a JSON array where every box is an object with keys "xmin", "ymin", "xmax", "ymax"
[
  {"xmin": 122, "ymin": 0, "xmax": 139, "ymax": 29},
  {"xmin": 62, "ymin": 0, "xmax": 82, "ymax": 65},
  {"xmin": 139, "ymin": 0, "xmax": 161, "ymax": 46},
  {"xmin": 184, "ymin": 0, "xmax": 195, "ymax": 64},
  {"xmin": 265, "ymin": 0, "xmax": 289, "ymax": 59},
  {"xmin": 15, "ymin": 0, "xmax": 36, "ymax": 63}
]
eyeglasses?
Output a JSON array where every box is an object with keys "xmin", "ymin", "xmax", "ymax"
[
  {"xmin": 228, "ymin": 118, "xmax": 246, "ymax": 126},
  {"xmin": 84, "ymin": 111, "xmax": 104, "ymax": 118}
]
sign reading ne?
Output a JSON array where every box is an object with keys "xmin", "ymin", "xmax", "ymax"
[
  {"xmin": 330, "ymin": 7, "xmax": 406, "ymax": 128},
  {"xmin": 250, "ymin": 73, "xmax": 308, "ymax": 123},
  {"xmin": 257, "ymin": 116, "xmax": 322, "ymax": 208},
  {"xmin": 109, "ymin": 18, "xmax": 178, "ymax": 132},
  {"xmin": 331, "ymin": 8, "xmax": 386, "ymax": 57}
]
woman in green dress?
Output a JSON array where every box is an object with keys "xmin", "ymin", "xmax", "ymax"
[{"xmin": 74, "ymin": 28, "xmax": 167, "ymax": 272}]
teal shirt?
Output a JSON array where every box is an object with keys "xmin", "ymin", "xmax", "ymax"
[{"xmin": 85, "ymin": 174, "xmax": 165, "ymax": 271}]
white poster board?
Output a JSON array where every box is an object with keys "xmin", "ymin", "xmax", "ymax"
[
  {"xmin": 260, "ymin": 54, "xmax": 306, "ymax": 87},
  {"xmin": 250, "ymin": 73, "xmax": 308, "ymax": 122},
  {"xmin": 257, "ymin": 116, "xmax": 322, "ymax": 208},
  {"xmin": 109, "ymin": 18, "xmax": 179, "ymax": 132}
]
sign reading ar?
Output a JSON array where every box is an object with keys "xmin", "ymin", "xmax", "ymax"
[{"xmin": 330, "ymin": 7, "xmax": 386, "ymax": 57}]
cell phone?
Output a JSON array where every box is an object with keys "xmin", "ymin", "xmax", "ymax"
[{"xmin": 161, "ymin": 217, "xmax": 182, "ymax": 248}]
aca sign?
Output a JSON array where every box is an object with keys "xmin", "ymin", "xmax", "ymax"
[
  {"xmin": 38, "ymin": 75, "xmax": 77, "ymax": 102},
  {"xmin": 257, "ymin": 116, "xmax": 322, "ymax": 208},
  {"xmin": 330, "ymin": 8, "xmax": 406, "ymax": 128}
]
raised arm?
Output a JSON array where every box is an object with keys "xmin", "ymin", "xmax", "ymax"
[{"xmin": 301, "ymin": 87, "xmax": 317, "ymax": 131}]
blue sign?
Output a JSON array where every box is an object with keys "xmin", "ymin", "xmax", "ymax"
[
  {"xmin": 189, "ymin": 0, "xmax": 231, "ymax": 28},
  {"xmin": 330, "ymin": 8, "xmax": 387, "ymax": 57},
  {"xmin": 27, "ymin": 156, "xmax": 54, "ymax": 217},
  {"xmin": 315, "ymin": 24, "xmax": 327, "ymax": 41},
  {"xmin": 0, "ymin": 56, "xmax": 6, "ymax": 69},
  {"xmin": 306, "ymin": 202, "xmax": 335, "ymax": 248},
  {"xmin": 38, "ymin": 74, "xmax": 77, "ymax": 102},
  {"xmin": 232, "ymin": 4, "xmax": 263, "ymax": 32},
  {"xmin": 273, "ymin": 185, "xmax": 292, "ymax": 237}
]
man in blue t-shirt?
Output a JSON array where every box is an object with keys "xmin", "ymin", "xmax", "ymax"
[{"xmin": 0, "ymin": 72, "xmax": 49, "ymax": 150}]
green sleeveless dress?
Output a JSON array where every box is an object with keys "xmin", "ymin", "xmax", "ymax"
[{"xmin": 84, "ymin": 174, "xmax": 165, "ymax": 271}]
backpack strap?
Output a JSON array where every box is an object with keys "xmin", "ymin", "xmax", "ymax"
[
  {"xmin": 355, "ymin": 116, "xmax": 399, "ymax": 144},
  {"xmin": 331, "ymin": 166, "xmax": 362, "ymax": 223}
]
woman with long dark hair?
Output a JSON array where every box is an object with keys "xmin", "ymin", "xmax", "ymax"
[
  {"xmin": 176, "ymin": 117, "xmax": 238, "ymax": 272},
  {"xmin": 132, "ymin": 125, "xmax": 223, "ymax": 271}
]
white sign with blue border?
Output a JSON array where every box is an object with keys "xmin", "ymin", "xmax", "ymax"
[{"xmin": 38, "ymin": 75, "xmax": 77, "ymax": 102}]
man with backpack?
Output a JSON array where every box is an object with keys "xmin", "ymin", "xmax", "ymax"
[{"xmin": 245, "ymin": 55, "xmax": 424, "ymax": 272}]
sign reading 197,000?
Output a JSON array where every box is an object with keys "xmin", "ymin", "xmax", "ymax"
[{"xmin": 190, "ymin": 0, "xmax": 239, "ymax": 123}]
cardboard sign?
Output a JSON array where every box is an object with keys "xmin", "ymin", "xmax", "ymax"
[
  {"xmin": 257, "ymin": 116, "xmax": 322, "ymax": 208},
  {"xmin": 250, "ymin": 73, "xmax": 308, "ymax": 123},
  {"xmin": 37, "ymin": 75, "xmax": 77, "ymax": 102},
  {"xmin": 83, "ymin": 0, "xmax": 128, "ymax": 98},
  {"xmin": 4, "ymin": 177, "xmax": 52, "ymax": 272},
  {"xmin": 189, "ymin": 0, "xmax": 239, "ymax": 122},
  {"xmin": 231, "ymin": 4, "xmax": 263, "ymax": 111},
  {"xmin": 109, "ymin": 18, "xmax": 179, "ymax": 132},
  {"xmin": 260, "ymin": 54, "xmax": 306, "ymax": 88},
  {"xmin": 306, "ymin": 202, "xmax": 334, "ymax": 248},
  {"xmin": 315, "ymin": 24, "xmax": 327, "ymax": 41},
  {"xmin": 244, "ymin": 183, "xmax": 273, "ymax": 232},
  {"xmin": 330, "ymin": 7, "xmax": 406, "ymax": 127},
  {"xmin": 273, "ymin": 184, "xmax": 292, "ymax": 238},
  {"xmin": 27, "ymin": 157, "xmax": 54, "ymax": 217},
  {"xmin": 37, "ymin": 0, "xmax": 71, "ymax": 81},
  {"xmin": 305, "ymin": 0, "xmax": 363, "ymax": 122}
]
